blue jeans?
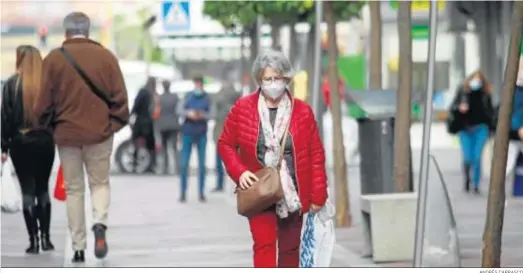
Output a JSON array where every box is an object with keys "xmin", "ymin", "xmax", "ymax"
[
  {"xmin": 459, "ymin": 124, "xmax": 489, "ymax": 186},
  {"xmin": 216, "ymin": 149, "xmax": 224, "ymax": 189},
  {"xmin": 180, "ymin": 134, "xmax": 207, "ymax": 197}
]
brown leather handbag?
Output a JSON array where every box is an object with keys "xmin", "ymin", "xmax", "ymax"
[{"xmin": 235, "ymin": 114, "xmax": 292, "ymax": 218}]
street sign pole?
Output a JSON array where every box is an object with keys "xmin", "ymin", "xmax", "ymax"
[
  {"xmin": 311, "ymin": 0, "xmax": 323, "ymax": 119},
  {"xmin": 413, "ymin": 0, "xmax": 439, "ymax": 267}
]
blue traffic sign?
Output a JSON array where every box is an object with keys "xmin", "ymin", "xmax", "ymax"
[{"xmin": 162, "ymin": 1, "xmax": 190, "ymax": 32}]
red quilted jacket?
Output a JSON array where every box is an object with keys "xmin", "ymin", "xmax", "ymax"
[{"xmin": 217, "ymin": 91, "xmax": 328, "ymax": 213}]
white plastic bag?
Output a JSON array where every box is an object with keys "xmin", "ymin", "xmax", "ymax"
[
  {"xmin": 1, "ymin": 160, "xmax": 22, "ymax": 213},
  {"xmin": 299, "ymin": 200, "xmax": 336, "ymax": 267},
  {"xmin": 322, "ymin": 108, "xmax": 360, "ymax": 168}
]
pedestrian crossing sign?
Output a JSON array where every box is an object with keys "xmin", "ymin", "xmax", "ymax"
[{"xmin": 162, "ymin": 1, "xmax": 190, "ymax": 32}]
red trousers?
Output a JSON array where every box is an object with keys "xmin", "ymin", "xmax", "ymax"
[{"xmin": 248, "ymin": 210, "xmax": 303, "ymax": 268}]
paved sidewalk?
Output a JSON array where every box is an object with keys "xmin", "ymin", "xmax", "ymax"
[{"xmin": 1, "ymin": 173, "xmax": 365, "ymax": 267}]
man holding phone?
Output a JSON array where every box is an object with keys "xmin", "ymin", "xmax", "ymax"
[{"xmin": 177, "ymin": 76, "xmax": 212, "ymax": 202}]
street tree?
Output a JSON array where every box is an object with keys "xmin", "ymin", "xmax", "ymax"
[
  {"xmin": 324, "ymin": 0, "xmax": 364, "ymax": 227},
  {"xmin": 482, "ymin": 1, "xmax": 523, "ymax": 267},
  {"xmin": 204, "ymin": 1, "xmax": 265, "ymax": 90},
  {"xmin": 393, "ymin": 1, "xmax": 412, "ymax": 192},
  {"xmin": 368, "ymin": 1, "xmax": 382, "ymax": 89}
]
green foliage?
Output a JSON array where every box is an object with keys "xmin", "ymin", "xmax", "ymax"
[
  {"xmin": 203, "ymin": 0, "xmax": 366, "ymax": 29},
  {"xmin": 203, "ymin": 1, "xmax": 260, "ymax": 29}
]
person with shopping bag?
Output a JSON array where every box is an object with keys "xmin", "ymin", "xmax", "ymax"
[
  {"xmin": 1, "ymin": 45, "xmax": 56, "ymax": 254},
  {"xmin": 218, "ymin": 49, "xmax": 328, "ymax": 268}
]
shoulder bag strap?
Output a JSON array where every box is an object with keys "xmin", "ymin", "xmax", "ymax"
[
  {"xmin": 276, "ymin": 98, "xmax": 294, "ymax": 170},
  {"xmin": 60, "ymin": 47, "xmax": 114, "ymax": 108}
]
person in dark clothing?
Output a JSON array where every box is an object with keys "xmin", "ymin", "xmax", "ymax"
[
  {"xmin": 158, "ymin": 80, "xmax": 181, "ymax": 175},
  {"xmin": 177, "ymin": 76, "xmax": 213, "ymax": 202},
  {"xmin": 212, "ymin": 81, "xmax": 241, "ymax": 192},
  {"xmin": 1, "ymin": 45, "xmax": 56, "ymax": 254},
  {"xmin": 449, "ymin": 71, "xmax": 494, "ymax": 194},
  {"xmin": 131, "ymin": 77, "xmax": 157, "ymax": 173}
]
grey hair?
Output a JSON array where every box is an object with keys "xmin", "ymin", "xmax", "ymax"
[
  {"xmin": 63, "ymin": 12, "xmax": 90, "ymax": 36},
  {"xmin": 252, "ymin": 49, "xmax": 295, "ymax": 83}
]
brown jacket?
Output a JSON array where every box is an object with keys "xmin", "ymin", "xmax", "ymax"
[{"xmin": 35, "ymin": 38, "xmax": 129, "ymax": 147}]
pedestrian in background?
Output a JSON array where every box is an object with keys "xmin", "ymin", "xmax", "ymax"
[
  {"xmin": 35, "ymin": 12, "xmax": 129, "ymax": 263},
  {"xmin": 1, "ymin": 45, "xmax": 55, "ymax": 254},
  {"xmin": 449, "ymin": 71, "xmax": 494, "ymax": 194},
  {"xmin": 212, "ymin": 80, "xmax": 241, "ymax": 192},
  {"xmin": 131, "ymin": 77, "xmax": 157, "ymax": 173},
  {"xmin": 505, "ymin": 61, "xmax": 523, "ymax": 179},
  {"xmin": 177, "ymin": 76, "xmax": 212, "ymax": 202},
  {"xmin": 158, "ymin": 79, "xmax": 181, "ymax": 175},
  {"xmin": 218, "ymin": 49, "xmax": 328, "ymax": 267}
]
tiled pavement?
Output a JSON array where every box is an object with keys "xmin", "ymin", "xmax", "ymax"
[
  {"xmin": 3, "ymin": 146, "xmax": 522, "ymax": 267},
  {"xmin": 1, "ymin": 173, "xmax": 364, "ymax": 267}
]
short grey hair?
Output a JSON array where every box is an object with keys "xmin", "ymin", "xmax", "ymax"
[
  {"xmin": 63, "ymin": 12, "xmax": 90, "ymax": 36},
  {"xmin": 252, "ymin": 49, "xmax": 295, "ymax": 83}
]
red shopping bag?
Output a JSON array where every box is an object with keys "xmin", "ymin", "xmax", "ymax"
[{"xmin": 54, "ymin": 165, "xmax": 66, "ymax": 201}]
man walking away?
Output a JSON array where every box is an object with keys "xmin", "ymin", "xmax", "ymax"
[
  {"xmin": 158, "ymin": 79, "xmax": 181, "ymax": 175},
  {"xmin": 35, "ymin": 12, "xmax": 129, "ymax": 263},
  {"xmin": 131, "ymin": 77, "xmax": 157, "ymax": 173},
  {"xmin": 177, "ymin": 76, "xmax": 212, "ymax": 202},
  {"xmin": 212, "ymin": 80, "xmax": 241, "ymax": 192}
]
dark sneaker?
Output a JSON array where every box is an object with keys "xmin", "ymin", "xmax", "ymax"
[
  {"xmin": 179, "ymin": 195, "xmax": 187, "ymax": 203},
  {"xmin": 473, "ymin": 186, "xmax": 480, "ymax": 195},
  {"xmin": 199, "ymin": 195, "xmax": 207, "ymax": 203},
  {"xmin": 72, "ymin": 250, "xmax": 85, "ymax": 263},
  {"xmin": 92, "ymin": 224, "xmax": 108, "ymax": 259}
]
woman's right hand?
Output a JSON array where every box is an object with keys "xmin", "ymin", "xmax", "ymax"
[
  {"xmin": 239, "ymin": 171, "xmax": 258, "ymax": 190},
  {"xmin": 1, "ymin": 153, "xmax": 7, "ymax": 163}
]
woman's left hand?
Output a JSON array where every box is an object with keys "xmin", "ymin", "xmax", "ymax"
[{"xmin": 310, "ymin": 204, "xmax": 322, "ymax": 213}]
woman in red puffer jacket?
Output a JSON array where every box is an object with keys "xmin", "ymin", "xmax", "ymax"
[{"xmin": 218, "ymin": 49, "xmax": 328, "ymax": 268}]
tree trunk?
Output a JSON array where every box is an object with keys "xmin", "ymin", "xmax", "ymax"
[
  {"xmin": 306, "ymin": 23, "xmax": 317, "ymax": 105},
  {"xmin": 289, "ymin": 22, "xmax": 299, "ymax": 68},
  {"xmin": 249, "ymin": 26, "xmax": 259, "ymax": 91},
  {"xmin": 482, "ymin": 1, "xmax": 523, "ymax": 267},
  {"xmin": 325, "ymin": 0, "xmax": 351, "ymax": 227},
  {"xmin": 239, "ymin": 30, "xmax": 247, "ymax": 92},
  {"xmin": 270, "ymin": 22, "xmax": 282, "ymax": 50},
  {"xmin": 369, "ymin": 1, "xmax": 382, "ymax": 89},
  {"xmin": 393, "ymin": 1, "xmax": 412, "ymax": 193}
]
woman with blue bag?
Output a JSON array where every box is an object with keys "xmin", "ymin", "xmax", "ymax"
[{"xmin": 447, "ymin": 71, "xmax": 495, "ymax": 194}]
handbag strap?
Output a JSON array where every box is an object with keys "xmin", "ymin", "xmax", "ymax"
[
  {"xmin": 60, "ymin": 47, "xmax": 114, "ymax": 108},
  {"xmin": 60, "ymin": 47, "xmax": 128, "ymax": 125},
  {"xmin": 276, "ymin": 98, "xmax": 294, "ymax": 170}
]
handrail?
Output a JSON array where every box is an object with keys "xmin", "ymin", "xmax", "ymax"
[{"xmin": 428, "ymin": 154, "xmax": 462, "ymax": 267}]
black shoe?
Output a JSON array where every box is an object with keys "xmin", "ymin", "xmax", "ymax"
[
  {"xmin": 72, "ymin": 250, "xmax": 85, "ymax": 263},
  {"xmin": 37, "ymin": 202, "xmax": 54, "ymax": 251},
  {"xmin": 25, "ymin": 236, "xmax": 39, "ymax": 254},
  {"xmin": 199, "ymin": 195, "xmax": 207, "ymax": 202},
  {"xmin": 22, "ymin": 206, "xmax": 39, "ymax": 254},
  {"xmin": 40, "ymin": 234, "xmax": 55, "ymax": 251},
  {"xmin": 179, "ymin": 195, "xmax": 187, "ymax": 203},
  {"xmin": 474, "ymin": 186, "xmax": 480, "ymax": 194},
  {"xmin": 92, "ymin": 224, "xmax": 108, "ymax": 259},
  {"xmin": 463, "ymin": 163, "xmax": 471, "ymax": 192}
]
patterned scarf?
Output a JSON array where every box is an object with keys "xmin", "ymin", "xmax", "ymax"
[{"xmin": 258, "ymin": 93, "xmax": 302, "ymax": 219}]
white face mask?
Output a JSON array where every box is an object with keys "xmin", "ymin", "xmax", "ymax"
[{"xmin": 261, "ymin": 82, "xmax": 286, "ymax": 99}]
